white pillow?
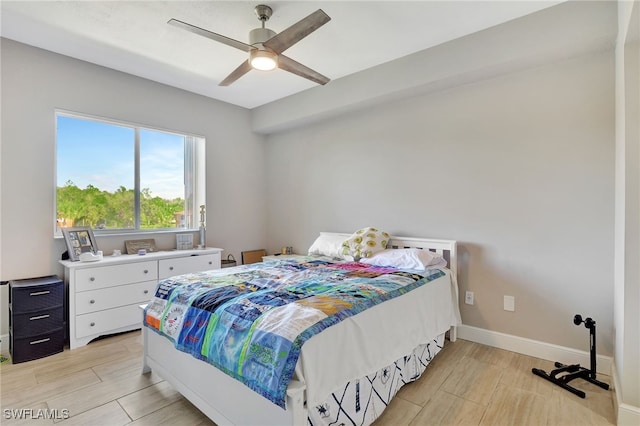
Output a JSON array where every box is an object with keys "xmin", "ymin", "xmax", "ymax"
[
  {"xmin": 308, "ymin": 233, "xmax": 347, "ymax": 258},
  {"xmin": 359, "ymin": 248, "xmax": 447, "ymax": 271}
]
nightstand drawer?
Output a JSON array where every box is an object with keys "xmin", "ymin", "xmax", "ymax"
[
  {"xmin": 75, "ymin": 280, "xmax": 156, "ymax": 315},
  {"xmin": 10, "ymin": 328, "xmax": 64, "ymax": 364},
  {"xmin": 11, "ymin": 307, "xmax": 64, "ymax": 338},
  {"xmin": 76, "ymin": 261, "xmax": 157, "ymax": 292}
]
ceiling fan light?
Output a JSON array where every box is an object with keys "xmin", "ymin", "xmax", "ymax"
[{"xmin": 250, "ymin": 49, "xmax": 277, "ymax": 71}]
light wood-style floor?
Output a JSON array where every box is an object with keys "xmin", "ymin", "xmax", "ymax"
[{"xmin": 0, "ymin": 330, "xmax": 615, "ymax": 425}]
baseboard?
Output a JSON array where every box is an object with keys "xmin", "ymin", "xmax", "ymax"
[
  {"xmin": 0, "ymin": 333, "xmax": 8, "ymax": 354},
  {"xmin": 612, "ymin": 362, "xmax": 640, "ymax": 426},
  {"xmin": 457, "ymin": 324, "xmax": 612, "ymax": 374}
]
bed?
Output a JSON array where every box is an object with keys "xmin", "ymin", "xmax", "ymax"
[{"xmin": 141, "ymin": 232, "xmax": 461, "ymax": 425}]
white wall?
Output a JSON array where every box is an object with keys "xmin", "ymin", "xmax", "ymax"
[
  {"xmin": 252, "ymin": 1, "xmax": 616, "ymax": 135},
  {"xmin": 614, "ymin": 0, "xmax": 640, "ymax": 420},
  {"xmin": 0, "ymin": 39, "xmax": 268, "ymax": 337},
  {"xmin": 265, "ymin": 49, "xmax": 615, "ymax": 355}
]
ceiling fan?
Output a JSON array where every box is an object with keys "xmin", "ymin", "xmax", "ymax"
[{"xmin": 168, "ymin": 4, "xmax": 331, "ymax": 87}]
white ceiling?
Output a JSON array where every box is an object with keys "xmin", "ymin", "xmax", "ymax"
[{"xmin": 1, "ymin": 1, "xmax": 564, "ymax": 109}]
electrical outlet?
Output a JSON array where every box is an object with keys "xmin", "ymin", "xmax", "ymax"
[
  {"xmin": 465, "ymin": 291, "xmax": 474, "ymax": 305},
  {"xmin": 504, "ymin": 295, "xmax": 515, "ymax": 312}
]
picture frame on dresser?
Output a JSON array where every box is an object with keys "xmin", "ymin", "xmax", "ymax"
[
  {"xmin": 124, "ymin": 238, "xmax": 157, "ymax": 254},
  {"xmin": 61, "ymin": 226, "xmax": 98, "ymax": 261}
]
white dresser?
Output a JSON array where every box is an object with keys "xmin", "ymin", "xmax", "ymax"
[{"xmin": 60, "ymin": 247, "xmax": 222, "ymax": 349}]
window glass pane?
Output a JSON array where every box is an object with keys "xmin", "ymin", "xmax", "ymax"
[
  {"xmin": 139, "ymin": 129, "xmax": 186, "ymax": 229},
  {"xmin": 56, "ymin": 115, "xmax": 135, "ymax": 230}
]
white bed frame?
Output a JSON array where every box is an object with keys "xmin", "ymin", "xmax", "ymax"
[{"xmin": 142, "ymin": 234, "xmax": 458, "ymax": 426}]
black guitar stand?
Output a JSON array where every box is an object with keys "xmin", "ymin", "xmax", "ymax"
[{"xmin": 531, "ymin": 314, "xmax": 609, "ymax": 398}]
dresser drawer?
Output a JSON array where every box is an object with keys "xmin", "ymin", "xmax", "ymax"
[
  {"xmin": 75, "ymin": 280, "xmax": 156, "ymax": 315},
  {"xmin": 10, "ymin": 328, "xmax": 64, "ymax": 364},
  {"xmin": 10, "ymin": 279, "xmax": 63, "ymax": 313},
  {"xmin": 75, "ymin": 261, "xmax": 158, "ymax": 292},
  {"xmin": 10, "ymin": 306, "xmax": 64, "ymax": 338},
  {"xmin": 75, "ymin": 304, "xmax": 143, "ymax": 339},
  {"xmin": 159, "ymin": 253, "xmax": 220, "ymax": 279}
]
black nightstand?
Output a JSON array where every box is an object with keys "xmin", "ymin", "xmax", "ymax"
[{"xmin": 9, "ymin": 276, "xmax": 65, "ymax": 363}]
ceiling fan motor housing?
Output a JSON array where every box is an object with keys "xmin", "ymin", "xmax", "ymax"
[
  {"xmin": 249, "ymin": 27, "xmax": 276, "ymax": 46},
  {"xmin": 249, "ymin": 27, "xmax": 277, "ymax": 70}
]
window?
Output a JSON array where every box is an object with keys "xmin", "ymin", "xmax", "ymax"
[{"xmin": 55, "ymin": 112, "xmax": 205, "ymax": 234}]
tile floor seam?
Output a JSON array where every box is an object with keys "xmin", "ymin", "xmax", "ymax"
[{"xmin": 115, "ymin": 399, "xmax": 134, "ymax": 424}]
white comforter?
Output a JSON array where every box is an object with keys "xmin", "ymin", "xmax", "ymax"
[{"xmin": 294, "ymin": 268, "xmax": 461, "ymax": 406}]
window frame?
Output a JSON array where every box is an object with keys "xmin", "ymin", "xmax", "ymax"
[{"xmin": 54, "ymin": 110, "xmax": 206, "ymax": 237}]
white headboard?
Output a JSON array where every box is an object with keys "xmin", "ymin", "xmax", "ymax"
[
  {"xmin": 320, "ymin": 232, "xmax": 459, "ymax": 341},
  {"xmin": 319, "ymin": 232, "xmax": 457, "ymax": 279}
]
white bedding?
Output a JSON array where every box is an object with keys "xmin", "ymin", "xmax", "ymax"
[
  {"xmin": 295, "ymin": 268, "xmax": 461, "ymax": 406},
  {"xmin": 308, "ymin": 333, "xmax": 446, "ymax": 425}
]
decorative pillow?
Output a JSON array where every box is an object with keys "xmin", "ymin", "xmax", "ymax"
[
  {"xmin": 341, "ymin": 227, "xmax": 390, "ymax": 260},
  {"xmin": 308, "ymin": 233, "xmax": 347, "ymax": 258},
  {"xmin": 359, "ymin": 248, "xmax": 447, "ymax": 270}
]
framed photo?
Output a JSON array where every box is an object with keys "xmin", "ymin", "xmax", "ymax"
[
  {"xmin": 62, "ymin": 227, "xmax": 98, "ymax": 261},
  {"xmin": 176, "ymin": 233, "xmax": 194, "ymax": 250},
  {"xmin": 124, "ymin": 239, "xmax": 157, "ymax": 254}
]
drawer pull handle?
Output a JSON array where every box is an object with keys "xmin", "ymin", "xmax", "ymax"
[
  {"xmin": 30, "ymin": 338, "xmax": 51, "ymax": 345},
  {"xmin": 144, "ymin": 270, "xmax": 149, "ymax": 274},
  {"xmin": 30, "ymin": 314, "xmax": 50, "ymax": 321},
  {"xmin": 90, "ymin": 322, "xmax": 96, "ymax": 327},
  {"xmin": 208, "ymin": 261, "xmax": 212, "ymax": 265},
  {"xmin": 90, "ymin": 299, "xmax": 96, "ymax": 304},
  {"xmin": 90, "ymin": 277, "xmax": 95, "ymax": 282},
  {"xmin": 30, "ymin": 290, "xmax": 50, "ymax": 296},
  {"xmin": 169, "ymin": 266, "xmax": 174, "ymax": 271},
  {"xmin": 143, "ymin": 290, "xmax": 149, "ymax": 294}
]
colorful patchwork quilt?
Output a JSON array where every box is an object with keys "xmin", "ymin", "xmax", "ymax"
[{"xmin": 143, "ymin": 256, "xmax": 445, "ymax": 408}]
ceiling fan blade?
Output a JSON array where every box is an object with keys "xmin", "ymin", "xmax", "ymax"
[
  {"xmin": 263, "ymin": 9, "xmax": 330, "ymax": 54},
  {"xmin": 219, "ymin": 60, "xmax": 253, "ymax": 86},
  {"xmin": 168, "ymin": 18, "xmax": 253, "ymax": 52},
  {"xmin": 278, "ymin": 55, "xmax": 329, "ymax": 86}
]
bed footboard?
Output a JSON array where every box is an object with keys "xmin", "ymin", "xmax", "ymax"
[{"xmin": 142, "ymin": 325, "xmax": 305, "ymax": 425}]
